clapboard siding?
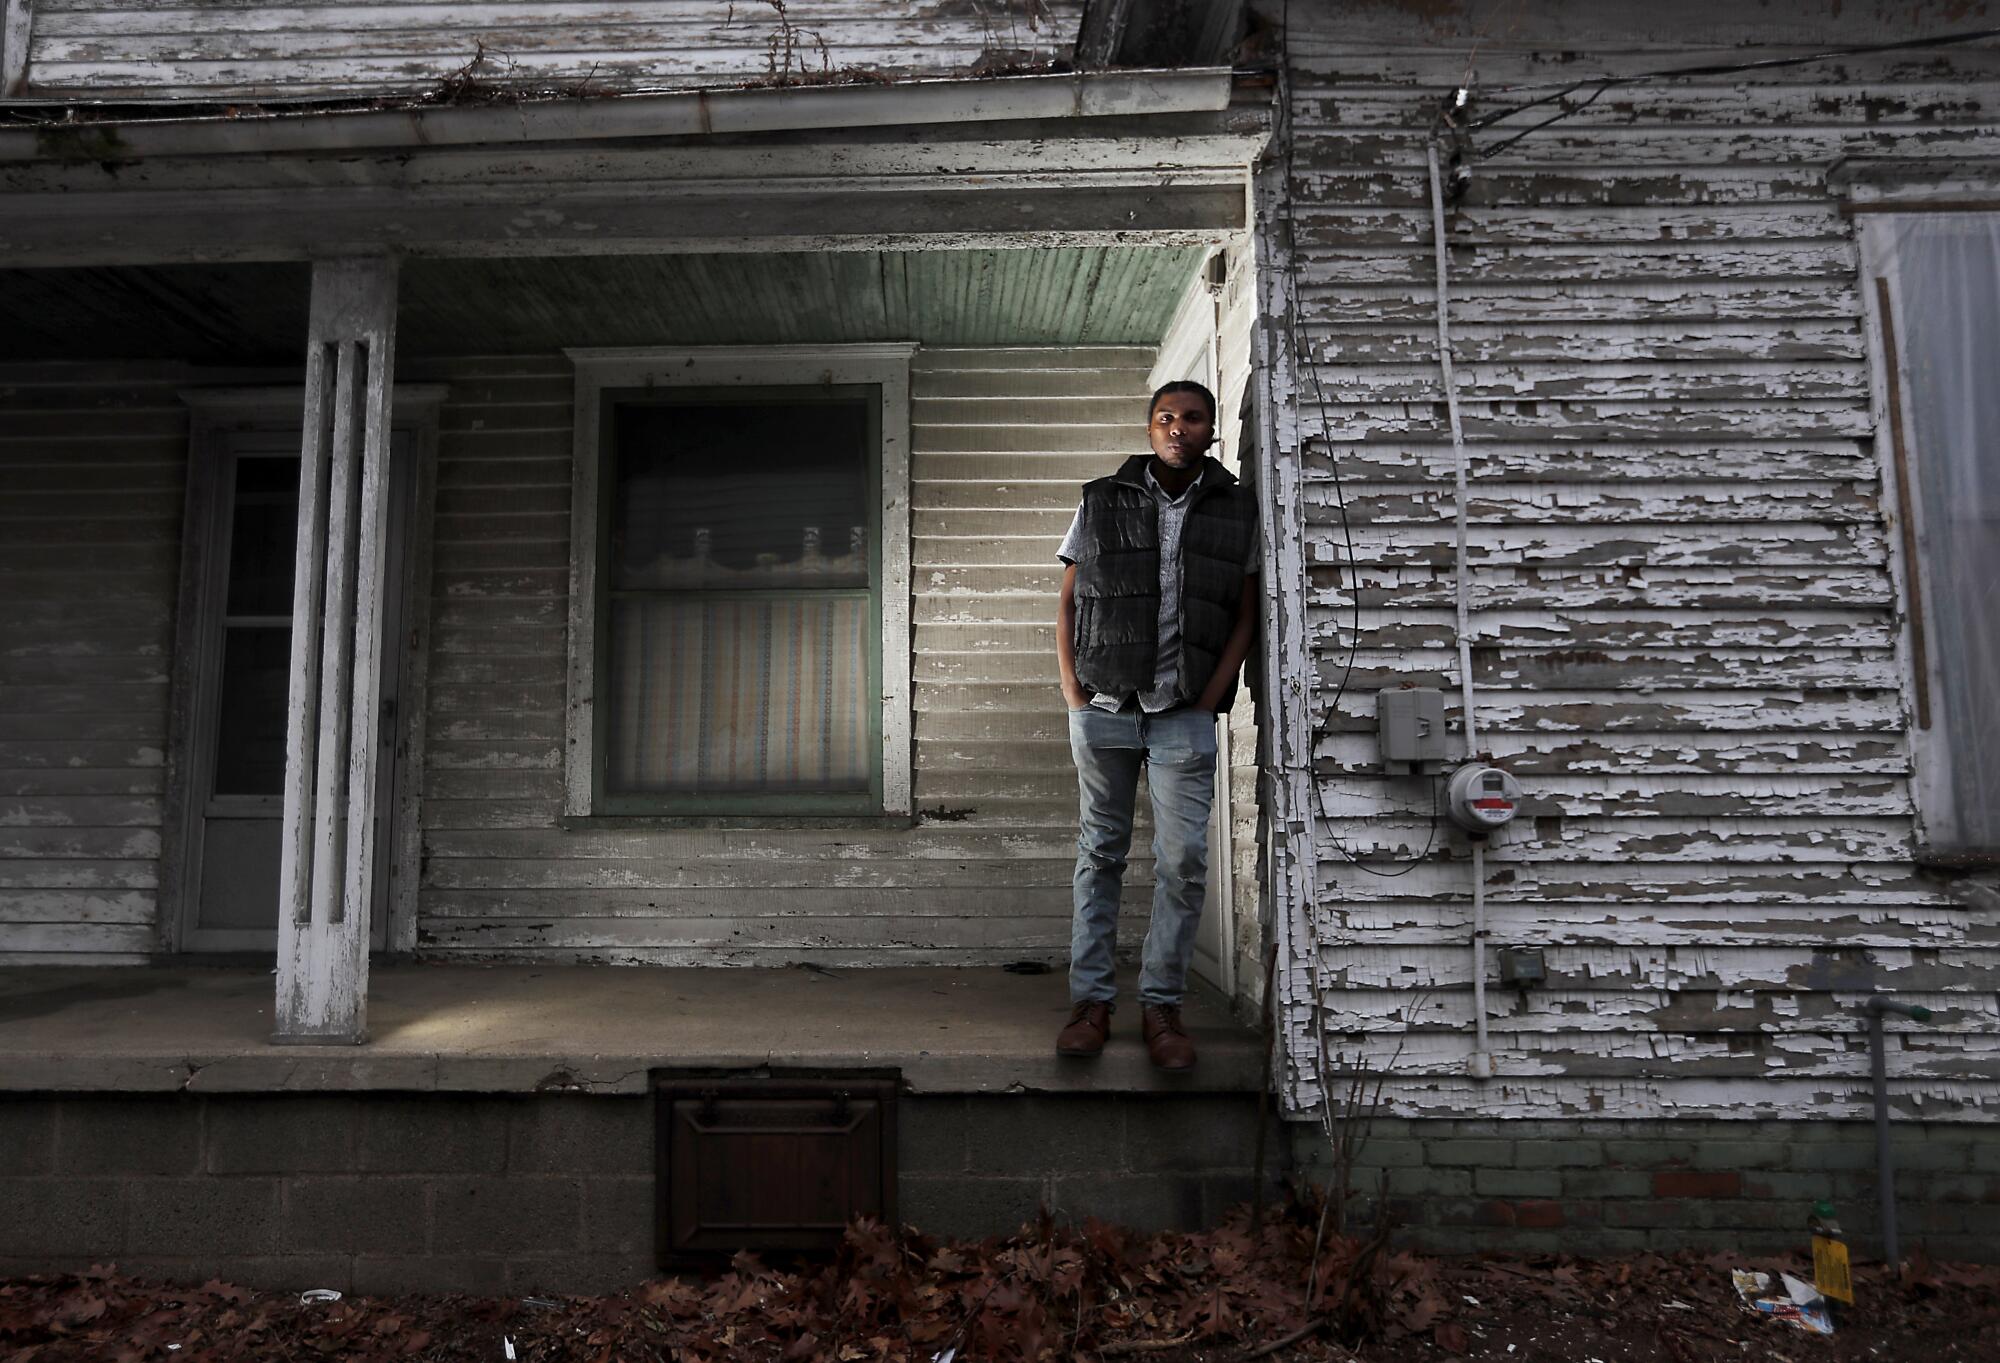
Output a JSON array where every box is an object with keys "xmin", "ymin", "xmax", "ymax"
[
  {"xmin": 1273, "ymin": 3, "xmax": 2000, "ymax": 1120},
  {"xmin": 0, "ymin": 367, "xmax": 185, "ymax": 964},
  {"xmin": 414, "ymin": 346, "xmax": 1193, "ymax": 963},
  {"xmin": 21, "ymin": 0, "xmax": 1082, "ymax": 98}
]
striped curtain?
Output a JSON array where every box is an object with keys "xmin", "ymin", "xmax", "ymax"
[{"xmin": 605, "ymin": 595, "xmax": 871, "ymax": 793}]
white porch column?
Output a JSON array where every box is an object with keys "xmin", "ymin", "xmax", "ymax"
[{"xmin": 273, "ymin": 257, "xmax": 399, "ymax": 1045}]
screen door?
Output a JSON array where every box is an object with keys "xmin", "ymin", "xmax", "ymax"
[{"xmin": 179, "ymin": 424, "xmax": 414, "ymax": 952}]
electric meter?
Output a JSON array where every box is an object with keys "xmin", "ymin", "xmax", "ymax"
[{"xmin": 1446, "ymin": 764, "xmax": 1520, "ymax": 835}]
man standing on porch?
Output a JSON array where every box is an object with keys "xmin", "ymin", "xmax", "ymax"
[{"xmin": 1053, "ymin": 380, "xmax": 1260, "ymax": 1071}]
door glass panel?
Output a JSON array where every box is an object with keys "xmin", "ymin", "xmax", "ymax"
[
  {"xmin": 211, "ymin": 451, "xmax": 299, "ymax": 800},
  {"xmin": 212, "ymin": 625, "xmax": 292, "ymax": 796},
  {"xmin": 226, "ymin": 455, "xmax": 300, "ymax": 616}
]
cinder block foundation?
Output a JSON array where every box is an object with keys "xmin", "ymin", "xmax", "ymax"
[
  {"xmin": 4, "ymin": 1096, "xmax": 1992, "ymax": 1293},
  {"xmin": 0, "ymin": 1093, "xmax": 661, "ymax": 1293},
  {"xmin": 902, "ymin": 1092, "xmax": 1285, "ymax": 1235},
  {"xmin": 0, "ymin": 1090, "xmax": 1283, "ymax": 1293}
]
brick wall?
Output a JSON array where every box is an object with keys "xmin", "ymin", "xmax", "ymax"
[{"xmin": 1290, "ymin": 1118, "xmax": 1999, "ymax": 1263}]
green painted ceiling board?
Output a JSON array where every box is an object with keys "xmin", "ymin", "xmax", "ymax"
[{"xmin": 0, "ymin": 246, "xmax": 1212, "ymax": 361}]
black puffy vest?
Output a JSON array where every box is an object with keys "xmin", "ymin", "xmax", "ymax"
[{"xmin": 1069, "ymin": 454, "xmax": 1257, "ymax": 709}]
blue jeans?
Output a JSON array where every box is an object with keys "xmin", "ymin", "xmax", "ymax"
[{"xmin": 1067, "ymin": 704, "xmax": 1216, "ymax": 1008}]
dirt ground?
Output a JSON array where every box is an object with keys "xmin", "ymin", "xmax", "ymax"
[{"xmin": 4, "ymin": 1208, "xmax": 1996, "ymax": 1362}]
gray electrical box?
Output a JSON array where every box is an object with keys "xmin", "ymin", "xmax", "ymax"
[
  {"xmin": 1377, "ymin": 688, "xmax": 1446, "ymax": 774},
  {"xmin": 1498, "ymin": 947, "xmax": 1546, "ymax": 990}
]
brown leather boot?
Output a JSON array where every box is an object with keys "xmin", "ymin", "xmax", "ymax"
[
  {"xmin": 1141, "ymin": 1004, "xmax": 1196, "ymax": 1071},
  {"xmin": 1056, "ymin": 1001, "xmax": 1112, "ymax": 1057}
]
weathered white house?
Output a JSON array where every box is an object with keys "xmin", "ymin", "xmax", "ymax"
[{"xmin": 0, "ymin": 0, "xmax": 1996, "ymax": 1286}]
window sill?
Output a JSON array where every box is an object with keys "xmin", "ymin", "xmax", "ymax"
[{"xmin": 558, "ymin": 813, "xmax": 917, "ymax": 832}]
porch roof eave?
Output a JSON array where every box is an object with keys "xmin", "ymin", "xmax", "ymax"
[
  {"xmin": 1, "ymin": 67, "xmax": 1268, "ymax": 266},
  {"xmin": 0, "ymin": 66, "xmax": 1238, "ymax": 165}
]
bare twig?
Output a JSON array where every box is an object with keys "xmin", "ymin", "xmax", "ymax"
[
  {"xmin": 433, "ymin": 39, "xmax": 491, "ymax": 104},
  {"xmin": 1305, "ymin": 1184, "xmax": 1333, "ymax": 1305},
  {"xmin": 1316, "ymin": 989, "xmax": 1428, "ymax": 1237},
  {"xmin": 1240, "ymin": 1306, "xmax": 1371, "ymax": 1362},
  {"xmin": 931, "ymin": 1280, "xmax": 998, "ymax": 1363},
  {"xmin": 1097, "ymin": 1329, "xmax": 1197, "ymax": 1356},
  {"xmin": 762, "ymin": 0, "xmax": 830, "ymax": 83},
  {"xmin": 1238, "ymin": 1317, "xmax": 1327, "ymax": 1360},
  {"xmin": 1331, "ymin": 1216, "xmax": 1393, "ymax": 1337}
]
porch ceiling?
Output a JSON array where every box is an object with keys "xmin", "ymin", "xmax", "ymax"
[
  {"xmin": 0, "ymin": 964, "xmax": 1263, "ymax": 1095},
  {"xmin": 0, "ymin": 245, "xmax": 1207, "ymax": 363}
]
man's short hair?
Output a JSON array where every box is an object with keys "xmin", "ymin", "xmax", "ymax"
[{"xmin": 1149, "ymin": 380, "xmax": 1218, "ymax": 421}]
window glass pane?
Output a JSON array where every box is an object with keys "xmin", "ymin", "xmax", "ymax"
[
  {"xmin": 227, "ymin": 455, "xmax": 299, "ymax": 617},
  {"xmin": 1892, "ymin": 216, "xmax": 2000, "ymax": 850},
  {"xmin": 212, "ymin": 625, "xmax": 292, "ymax": 796},
  {"xmin": 604, "ymin": 595, "xmax": 871, "ymax": 795},
  {"xmin": 610, "ymin": 400, "xmax": 870, "ymax": 590}
]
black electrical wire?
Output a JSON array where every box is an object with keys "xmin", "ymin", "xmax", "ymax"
[
  {"xmin": 1331, "ymin": 774, "xmax": 1443, "ymax": 879},
  {"xmin": 1260, "ymin": 8, "xmax": 2000, "ymax": 1018},
  {"xmin": 1465, "ymin": 25, "xmax": 2000, "ymax": 157},
  {"xmin": 1271, "ymin": 17, "xmax": 2000, "ymax": 872},
  {"xmin": 1472, "ymin": 24, "xmax": 2000, "ymax": 109},
  {"xmin": 1474, "ymin": 81, "xmax": 1609, "ymax": 161},
  {"xmin": 1274, "ymin": 12, "xmax": 1360, "ymax": 739},
  {"xmin": 1277, "ymin": 0, "xmax": 1441, "ymax": 880}
]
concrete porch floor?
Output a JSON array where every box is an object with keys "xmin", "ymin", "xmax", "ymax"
[{"xmin": 0, "ymin": 963, "xmax": 1264, "ymax": 1096}]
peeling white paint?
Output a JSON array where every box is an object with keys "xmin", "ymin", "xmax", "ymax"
[
  {"xmin": 1271, "ymin": 10, "xmax": 2000, "ymax": 1124},
  {"xmin": 18, "ymin": 0, "xmax": 1086, "ymax": 99}
]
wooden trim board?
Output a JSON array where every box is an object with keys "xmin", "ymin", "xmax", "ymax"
[{"xmin": 563, "ymin": 345, "xmax": 918, "ymax": 820}]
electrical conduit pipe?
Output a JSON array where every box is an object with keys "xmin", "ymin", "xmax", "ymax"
[
  {"xmin": 1426, "ymin": 140, "xmax": 1492, "ymax": 1081},
  {"xmin": 1865, "ymin": 994, "xmax": 1933, "ymax": 1265}
]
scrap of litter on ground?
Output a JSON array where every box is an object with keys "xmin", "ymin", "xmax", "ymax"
[{"xmin": 3, "ymin": 1206, "xmax": 1997, "ymax": 1362}]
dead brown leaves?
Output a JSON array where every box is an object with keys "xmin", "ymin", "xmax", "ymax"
[
  {"xmin": 0, "ymin": 1205, "xmax": 1418, "ymax": 1363},
  {"xmin": 4, "ymin": 1214, "xmax": 2000, "ymax": 1363}
]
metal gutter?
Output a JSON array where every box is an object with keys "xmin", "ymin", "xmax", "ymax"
[{"xmin": 0, "ymin": 67, "xmax": 1233, "ymax": 163}]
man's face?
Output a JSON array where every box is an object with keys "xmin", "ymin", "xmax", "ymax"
[{"xmin": 1147, "ymin": 393, "xmax": 1215, "ymax": 469}]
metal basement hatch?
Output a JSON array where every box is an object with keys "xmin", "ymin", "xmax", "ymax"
[{"xmin": 656, "ymin": 1074, "xmax": 899, "ymax": 1265}]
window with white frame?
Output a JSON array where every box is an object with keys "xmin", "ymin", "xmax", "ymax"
[
  {"xmin": 1861, "ymin": 213, "xmax": 2000, "ymax": 857},
  {"xmin": 563, "ymin": 348, "xmax": 914, "ymax": 818}
]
